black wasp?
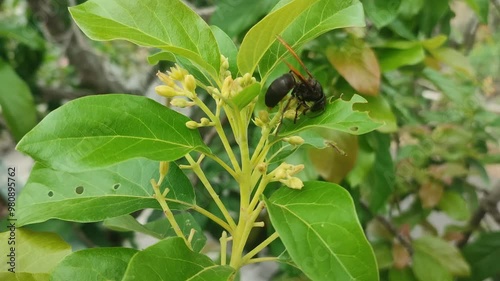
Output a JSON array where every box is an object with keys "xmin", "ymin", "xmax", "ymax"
[{"xmin": 265, "ymin": 36, "xmax": 326, "ymax": 124}]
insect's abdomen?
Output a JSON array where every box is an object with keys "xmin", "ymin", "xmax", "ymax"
[{"xmin": 265, "ymin": 73, "xmax": 295, "ymax": 108}]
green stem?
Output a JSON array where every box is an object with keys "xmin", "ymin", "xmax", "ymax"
[
  {"xmin": 246, "ymin": 256, "xmax": 279, "ymax": 265},
  {"xmin": 151, "ymin": 179, "xmax": 191, "ymax": 249},
  {"xmin": 242, "ymin": 232, "xmax": 280, "ymax": 264},
  {"xmin": 192, "ymin": 95, "xmax": 241, "ymax": 173},
  {"xmin": 186, "ymin": 154, "xmax": 237, "ymax": 229}
]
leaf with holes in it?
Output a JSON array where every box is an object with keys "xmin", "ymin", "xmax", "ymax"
[
  {"xmin": 122, "ymin": 237, "xmax": 234, "ymax": 280},
  {"xmin": 279, "ymin": 94, "xmax": 382, "ymax": 137},
  {"xmin": 17, "ymin": 94, "xmax": 209, "ymax": 172},
  {"xmin": 17, "ymin": 159, "xmax": 194, "ymax": 226},
  {"xmin": 69, "ymin": 0, "xmax": 220, "ymax": 81},
  {"xmin": 265, "ymin": 181, "xmax": 378, "ymax": 281},
  {"xmin": 51, "ymin": 248, "xmax": 138, "ymax": 281}
]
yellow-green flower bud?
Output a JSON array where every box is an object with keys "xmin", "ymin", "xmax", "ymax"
[
  {"xmin": 170, "ymin": 98, "xmax": 192, "ymax": 108},
  {"xmin": 286, "ymin": 136, "xmax": 305, "ymax": 146},
  {"xmin": 169, "ymin": 65, "xmax": 188, "ymax": 81},
  {"xmin": 221, "ymin": 76, "xmax": 233, "ymax": 98},
  {"xmin": 284, "ymin": 109, "xmax": 297, "ymax": 120},
  {"xmin": 186, "ymin": 121, "xmax": 199, "ymax": 129},
  {"xmin": 155, "ymin": 85, "xmax": 178, "ymax": 98},
  {"xmin": 221, "ymin": 55, "xmax": 230, "ymax": 71},
  {"xmin": 257, "ymin": 162, "xmax": 267, "ymax": 174},
  {"xmin": 184, "ymin": 75, "xmax": 196, "ymax": 92},
  {"xmin": 156, "ymin": 71, "xmax": 175, "ymax": 86},
  {"xmin": 280, "ymin": 177, "xmax": 303, "ymax": 190},
  {"xmin": 253, "ymin": 117, "xmax": 265, "ymax": 128},
  {"xmin": 258, "ymin": 110, "xmax": 269, "ymax": 123},
  {"xmin": 200, "ymin": 117, "xmax": 211, "ymax": 126},
  {"xmin": 159, "ymin": 161, "xmax": 169, "ymax": 177}
]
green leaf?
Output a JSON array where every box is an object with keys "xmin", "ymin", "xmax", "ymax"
[
  {"xmin": 363, "ymin": 0, "xmax": 401, "ymax": 28},
  {"xmin": 0, "ymin": 272, "xmax": 50, "ymax": 281},
  {"xmin": 210, "ymin": 25, "xmax": 238, "ymax": 75},
  {"xmin": 422, "ymin": 68, "xmax": 470, "ymax": 102},
  {"xmin": 17, "ymin": 160, "xmax": 194, "ymax": 226},
  {"xmin": 462, "ymin": 232, "xmax": 500, "ymax": 281},
  {"xmin": 376, "ymin": 43, "xmax": 425, "ymax": 72},
  {"xmin": 231, "ymin": 83, "xmax": 262, "ymax": 109},
  {"xmin": 210, "ymin": 0, "xmax": 278, "ymax": 38},
  {"xmin": 360, "ymin": 132, "xmax": 395, "ymax": 212},
  {"xmin": 389, "ymin": 268, "xmax": 418, "ymax": 281},
  {"xmin": 354, "ymin": 94, "xmax": 398, "ymax": 133},
  {"xmin": 428, "ymin": 47, "xmax": 475, "ymax": 77},
  {"xmin": 0, "ymin": 20, "xmax": 45, "ymax": 49},
  {"xmin": 69, "ymin": 0, "xmax": 220, "ymax": 81},
  {"xmin": 438, "ymin": 191, "xmax": 469, "ymax": 221},
  {"xmin": 265, "ymin": 181, "xmax": 378, "ymax": 281},
  {"xmin": 0, "ymin": 58, "xmax": 37, "ymax": 141},
  {"xmin": 413, "ymin": 236, "xmax": 470, "ymax": 281},
  {"xmin": 0, "ymin": 229, "xmax": 71, "ymax": 276},
  {"xmin": 104, "ymin": 213, "xmax": 207, "ymax": 252},
  {"xmin": 238, "ymin": 0, "xmax": 365, "ymax": 80},
  {"xmin": 51, "ymin": 248, "xmax": 138, "ymax": 281},
  {"xmin": 326, "ymin": 35, "xmax": 380, "ymax": 96},
  {"xmin": 279, "ymin": 95, "xmax": 382, "ymax": 137},
  {"xmin": 122, "ymin": 237, "xmax": 234, "ymax": 281},
  {"xmin": 17, "ymin": 94, "xmax": 209, "ymax": 172}
]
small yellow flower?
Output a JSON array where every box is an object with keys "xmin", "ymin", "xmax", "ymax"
[
  {"xmin": 170, "ymin": 98, "xmax": 193, "ymax": 108},
  {"xmin": 186, "ymin": 121, "xmax": 199, "ymax": 129}
]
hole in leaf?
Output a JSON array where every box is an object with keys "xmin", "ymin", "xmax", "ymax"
[
  {"xmin": 48, "ymin": 191, "xmax": 54, "ymax": 197},
  {"xmin": 75, "ymin": 186, "xmax": 84, "ymax": 194},
  {"xmin": 113, "ymin": 183, "xmax": 121, "ymax": 190},
  {"xmin": 350, "ymin": 126, "xmax": 359, "ymax": 132}
]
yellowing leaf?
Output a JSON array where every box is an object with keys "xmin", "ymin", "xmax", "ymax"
[
  {"xmin": 418, "ymin": 181, "xmax": 444, "ymax": 209},
  {"xmin": 327, "ymin": 36, "xmax": 380, "ymax": 96}
]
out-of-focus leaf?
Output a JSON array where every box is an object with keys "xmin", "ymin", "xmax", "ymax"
[
  {"xmin": 438, "ymin": 192, "xmax": 469, "ymax": 221},
  {"xmin": 389, "ymin": 268, "xmax": 418, "ymax": 281},
  {"xmin": 354, "ymin": 95, "xmax": 398, "ymax": 133},
  {"xmin": 0, "ymin": 229, "xmax": 71, "ymax": 278},
  {"xmin": 464, "ymin": 0, "xmax": 489, "ymax": 23},
  {"xmin": 0, "ymin": 59, "xmax": 37, "ymax": 141},
  {"xmin": 418, "ymin": 181, "xmax": 444, "ymax": 209},
  {"xmin": 376, "ymin": 43, "xmax": 425, "ymax": 71},
  {"xmin": 363, "ymin": 0, "xmax": 401, "ymax": 28},
  {"xmin": 462, "ymin": 232, "xmax": 500, "ymax": 281},
  {"xmin": 428, "ymin": 47, "xmax": 475, "ymax": 77},
  {"xmin": 360, "ymin": 132, "xmax": 394, "ymax": 212},
  {"xmin": 309, "ymin": 132, "xmax": 358, "ymax": 183},
  {"xmin": 421, "ymin": 35, "xmax": 447, "ymax": 50},
  {"xmin": 0, "ymin": 20, "xmax": 45, "ymax": 49},
  {"xmin": 413, "ymin": 236, "xmax": 470, "ymax": 281},
  {"xmin": 326, "ymin": 35, "xmax": 380, "ymax": 96},
  {"xmin": 372, "ymin": 242, "xmax": 393, "ymax": 269}
]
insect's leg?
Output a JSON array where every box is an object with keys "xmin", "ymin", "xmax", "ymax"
[{"xmin": 274, "ymin": 97, "xmax": 293, "ymax": 136}]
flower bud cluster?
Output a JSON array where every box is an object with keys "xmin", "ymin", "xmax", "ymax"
[
  {"xmin": 155, "ymin": 65, "xmax": 197, "ymax": 102},
  {"xmin": 185, "ymin": 117, "xmax": 215, "ymax": 129},
  {"xmin": 253, "ymin": 110, "xmax": 270, "ymax": 128},
  {"xmin": 270, "ymin": 163, "xmax": 305, "ymax": 190}
]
